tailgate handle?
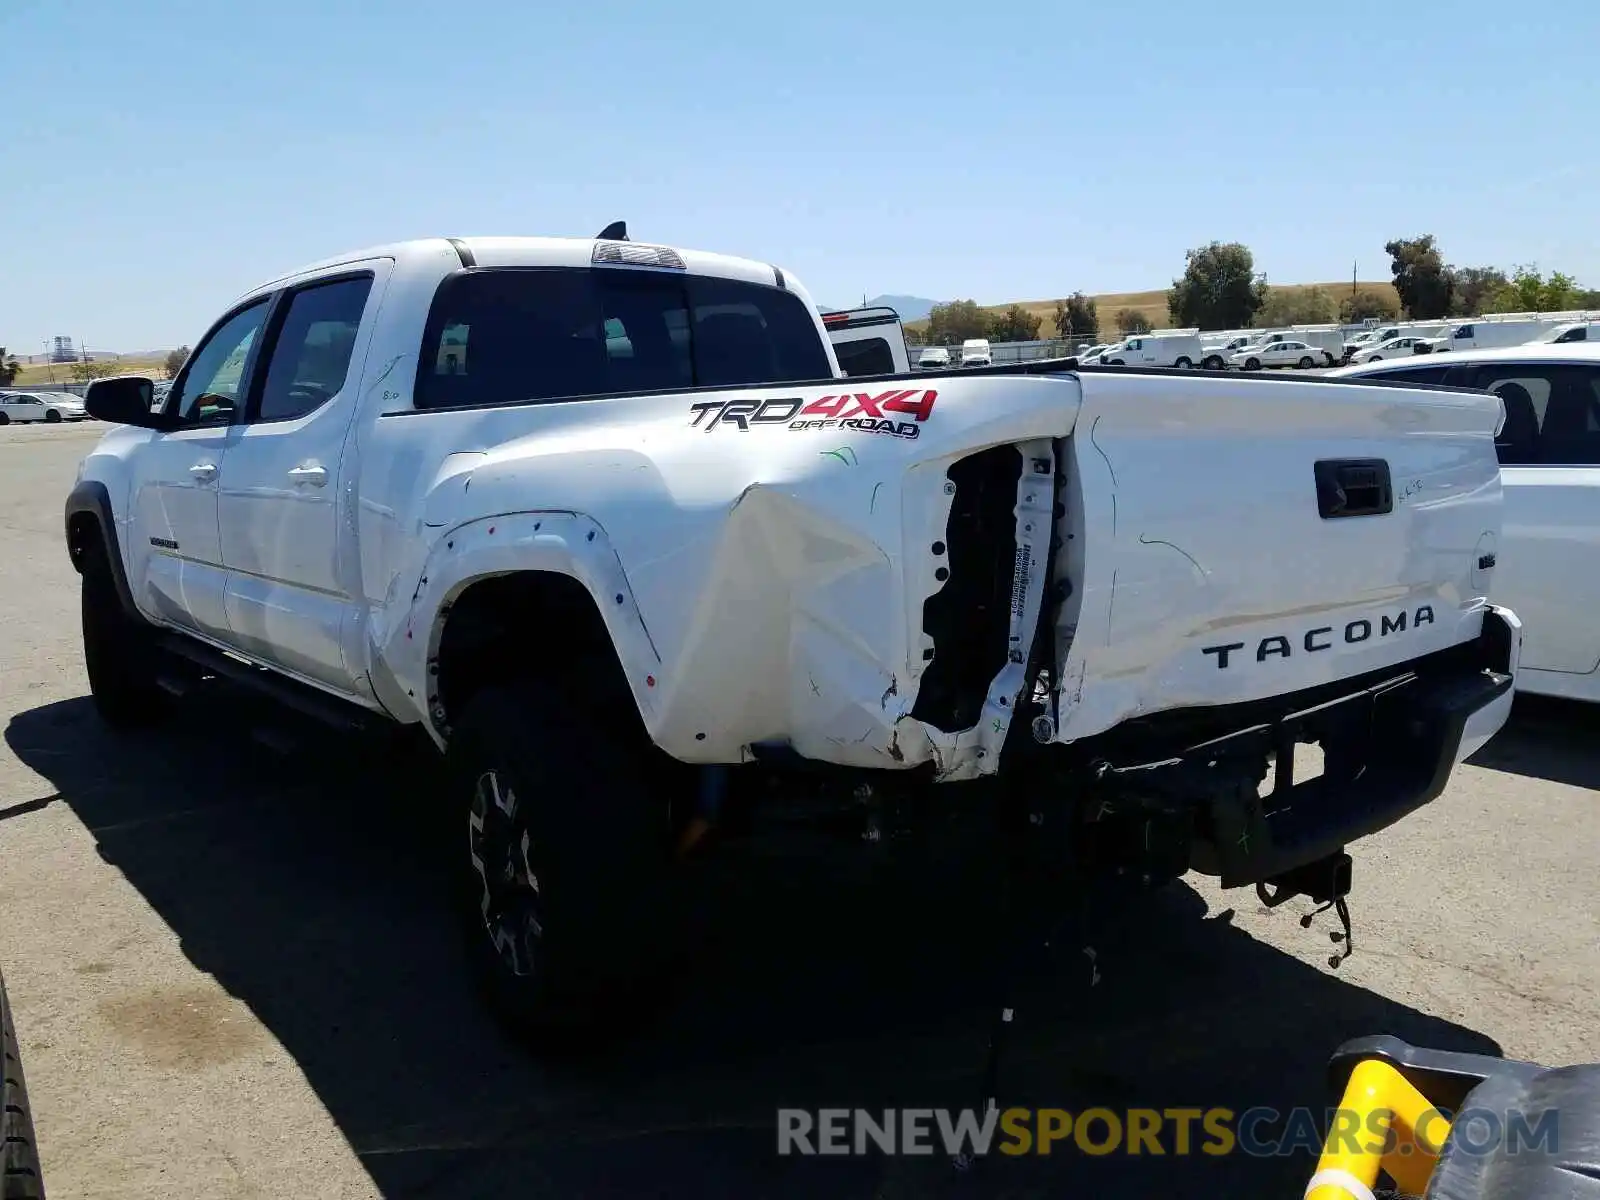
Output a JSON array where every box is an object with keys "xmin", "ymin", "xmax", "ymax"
[{"xmin": 1315, "ymin": 459, "xmax": 1393, "ymax": 519}]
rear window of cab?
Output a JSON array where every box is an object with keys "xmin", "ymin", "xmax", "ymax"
[{"xmin": 415, "ymin": 267, "xmax": 833, "ymax": 409}]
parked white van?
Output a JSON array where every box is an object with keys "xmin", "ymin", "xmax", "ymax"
[
  {"xmin": 1099, "ymin": 330, "xmax": 1203, "ymax": 368},
  {"xmin": 960, "ymin": 338, "xmax": 992, "ymax": 366},
  {"xmin": 1420, "ymin": 318, "xmax": 1551, "ymax": 355}
]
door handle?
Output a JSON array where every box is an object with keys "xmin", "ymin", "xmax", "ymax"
[
  {"xmin": 287, "ymin": 464, "xmax": 328, "ymax": 487},
  {"xmin": 189, "ymin": 462, "xmax": 218, "ymax": 482}
]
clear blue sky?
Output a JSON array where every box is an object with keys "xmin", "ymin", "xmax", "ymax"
[{"xmin": 4, "ymin": 0, "xmax": 1597, "ymax": 352}]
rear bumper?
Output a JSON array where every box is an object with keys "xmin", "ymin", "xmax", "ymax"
[{"xmin": 1179, "ymin": 604, "xmax": 1520, "ymax": 884}]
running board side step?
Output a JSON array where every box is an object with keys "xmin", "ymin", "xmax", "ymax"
[{"xmin": 154, "ymin": 633, "xmax": 382, "ymax": 735}]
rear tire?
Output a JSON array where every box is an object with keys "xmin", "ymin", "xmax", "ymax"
[
  {"xmin": 0, "ymin": 414, "xmax": 9, "ymax": 426},
  {"xmin": 446, "ymin": 682, "xmax": 677, "ymax": 1047},
  {"xmin": 80, "ymin": 539, "xmax": 171, "ymax": 729},
  {"xmin": 1174, "ymin": 357, "xmax": 1193, "ymax": 369},
  {"xmin": 2, "ymin": 969, "xmax": 45, "ymax": 1200},
  {"xmin": 1297, "ymin": 356, "xmax": 1314, "ymax": 369}
]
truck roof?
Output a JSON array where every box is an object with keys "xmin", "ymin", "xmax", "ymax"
[
  {"xmin": 240, "ymin": 234, "xmax": 804, "ymax": 305},
  {"xmin": 820, "ymin": 306, "xmax": 904, "ymax": 331}
]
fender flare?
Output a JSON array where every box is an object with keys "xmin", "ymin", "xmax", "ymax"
[
  {"xmin": 64, "ymin": 479, "xmax": 140, "ymax": 620},
  {"xmin": 386, "ymin": 511, "xmax": 668, "ymax": 745}
]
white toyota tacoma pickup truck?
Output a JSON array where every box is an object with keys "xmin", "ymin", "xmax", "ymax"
[{"xmin": 67, "ymin": 227, "xmax": 1520, "ymax": 1037}]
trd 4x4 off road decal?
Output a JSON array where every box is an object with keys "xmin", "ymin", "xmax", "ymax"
[{"xmin": 688, "ymin": 389, "xmax": 939, "ymax": 440}]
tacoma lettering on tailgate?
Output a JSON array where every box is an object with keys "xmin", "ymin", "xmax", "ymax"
[{"xmin": 1201, "ymin": 605, "xmax": 1435, "ymax": 669}]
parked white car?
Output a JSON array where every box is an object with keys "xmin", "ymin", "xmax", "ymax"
[
  {"xmin": 1353, "ymin": 335, "xmax": 1428, "ymax": 363},
  {"xmin": 0, "ymin": 391, "xmax": 89, "ymax": 423},
  {"xmin": 1332, "ymin": 342, "xmax": 1600, "ymax": 702},
  {"xmin": 1226, "ymin": 340, "xmax": 1328, "ymax": 371},
  {"xmin": 1075, "ymin": 343, "xmax": 1110, "ymax": 362}
]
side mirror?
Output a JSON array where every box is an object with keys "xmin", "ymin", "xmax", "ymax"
[{"xmin": 85, "ymin": 376, "xmax": 163, "ymax": 428}]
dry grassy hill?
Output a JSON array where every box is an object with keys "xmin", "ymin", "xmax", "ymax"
[
  {"xmin": 904, "ymin": 281, "xmax": 1402, "ymax": 338},
  {"xmin": 9, "ymin": 354, "xmax": 168, "ymax": 386}
]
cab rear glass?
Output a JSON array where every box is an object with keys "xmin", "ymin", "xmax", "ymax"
[{"xmin": 415, "ymin": 267, "xmax": 833, "ymax": 409}]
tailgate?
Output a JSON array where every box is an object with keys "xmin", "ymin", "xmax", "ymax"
[{"xmin": 1046, "ymin": 370, "xmax": 1504, "ymax": 743}]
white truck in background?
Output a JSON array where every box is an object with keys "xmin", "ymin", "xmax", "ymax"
[
  {"xmin": 67, "ymin": 227, "xmax": 1520, "ymax": 1044},
  {"xmin": 1200, "ymin": 333, "xmax": 1264, "ymax": 369},
  {"xmin": 1100, "ymin": 329, "xmax": 1203, "ymax": 368},
  {"xmin": 1418, "ymin": 317, "xmax": 1551, "ymax": 356},
  {"xmin": 1537, "ymin": 320, "xmax": 1600, "ymax": 345},
  {"xmin": 823, "ymin": 305, "xmax": 911, "ymax": 376},
  {"xmin": 960, "ymin": 337, "xmax": 993, "ymax": 366},
  {"xmin": 1342, "ymin": 325, "xmax": 1404, "ymax": 361}
]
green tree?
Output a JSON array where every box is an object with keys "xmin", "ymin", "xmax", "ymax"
[
  {"xmin": 1447, "ymin": 266, "xmax": 1509, "ymax": 317},
  {"xmin": 987, "ymin": 303, "xmax": 1042, "ymax": 342},
  {"xmin": 1339, "ymin": 289, "xmax": 1401, "ymax": 323},
  {"xmin": 1054, "ymin": 292, "xmax": 1099, "ymax": 341},
  {"xmin": 0, "ymin": 348, "xmax": 19, "ymax": 386},
  {"xmin": 1545, "ymin": 271, "xmax": 1578, "ymax": 311},
  {"xmin": 1115, "ymin": 308, "xmax": 1153, "ymax": 335},
  {"xmin": 1384, "ymin": 235, "xmax": 1453, "ymax": 318},
  {"xmin": 163, "ymin": 346, "xmax": 191, "ymax": 379},
  {"xmin": 1167, "ymin": 242, "xmax": 1268, "ymax": 330},
  {"xmin": 1255, "ymin": 285, "xmax": 1337, "ymax": 327},
  {"xmin": 1485, "ymin": 265, "xmax": 1581, "ymax": 314},
  {"xmin": 67, "ymin": 358, "xmax": 117, "ymax": 384},
  {"xmin": 926, "ymin": 299, "xmax": 991, "ymax": 344},
  {"xmin": 1573, "ymin": 287, "xmax": 1600, "ymax": 309}
]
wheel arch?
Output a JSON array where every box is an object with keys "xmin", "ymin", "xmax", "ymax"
[
  {"xmin": 405, "ymin": 512, "xmax": 665, "ymax": 746},
  {"xmin": 64, "ymin": 479, "xmax": 140, "ymax": 618}
]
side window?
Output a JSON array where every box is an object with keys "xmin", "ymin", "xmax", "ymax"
[
  {"xmin": 683, "ymin": 274, "xmax": 832, "ymax": 388},
  {"xmin": 167, "ymin": 299, "xmax": 272, "ymax": 426},
  {"xmin": 1535, "ymin": 366, "xmax": 1600, "ymax": 465},
  {"xmin": 1367, "ymin": 364, "xmax": 1452, "ymax": 385},
  {"xmin": 417, "ymin": 269, "xmax": 606, "ymax": 409},
  {"xmin": 834, "ymin": 337, "xmax": 896, "ymax": 377},
  {"xmin": 255, "ymin": 276, "xmax": 373, "ymax": 423},
  {"xmin": 1456, "ymin": 365, "xmax": 1555, "ymax": 466}
]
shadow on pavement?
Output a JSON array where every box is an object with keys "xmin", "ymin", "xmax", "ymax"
[
  {"xmin": 1467, "ymin": 692, "xmax": 1600, "ymax": 791},
  {"xmin": 8, "ymin": 693, "xmax": 1503, "ymax": 1199}
]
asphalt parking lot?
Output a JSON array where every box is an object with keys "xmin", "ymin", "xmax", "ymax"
[{"xmin": 1, "ymin": 421, "xmax": 1596, "ymax": 1199}]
